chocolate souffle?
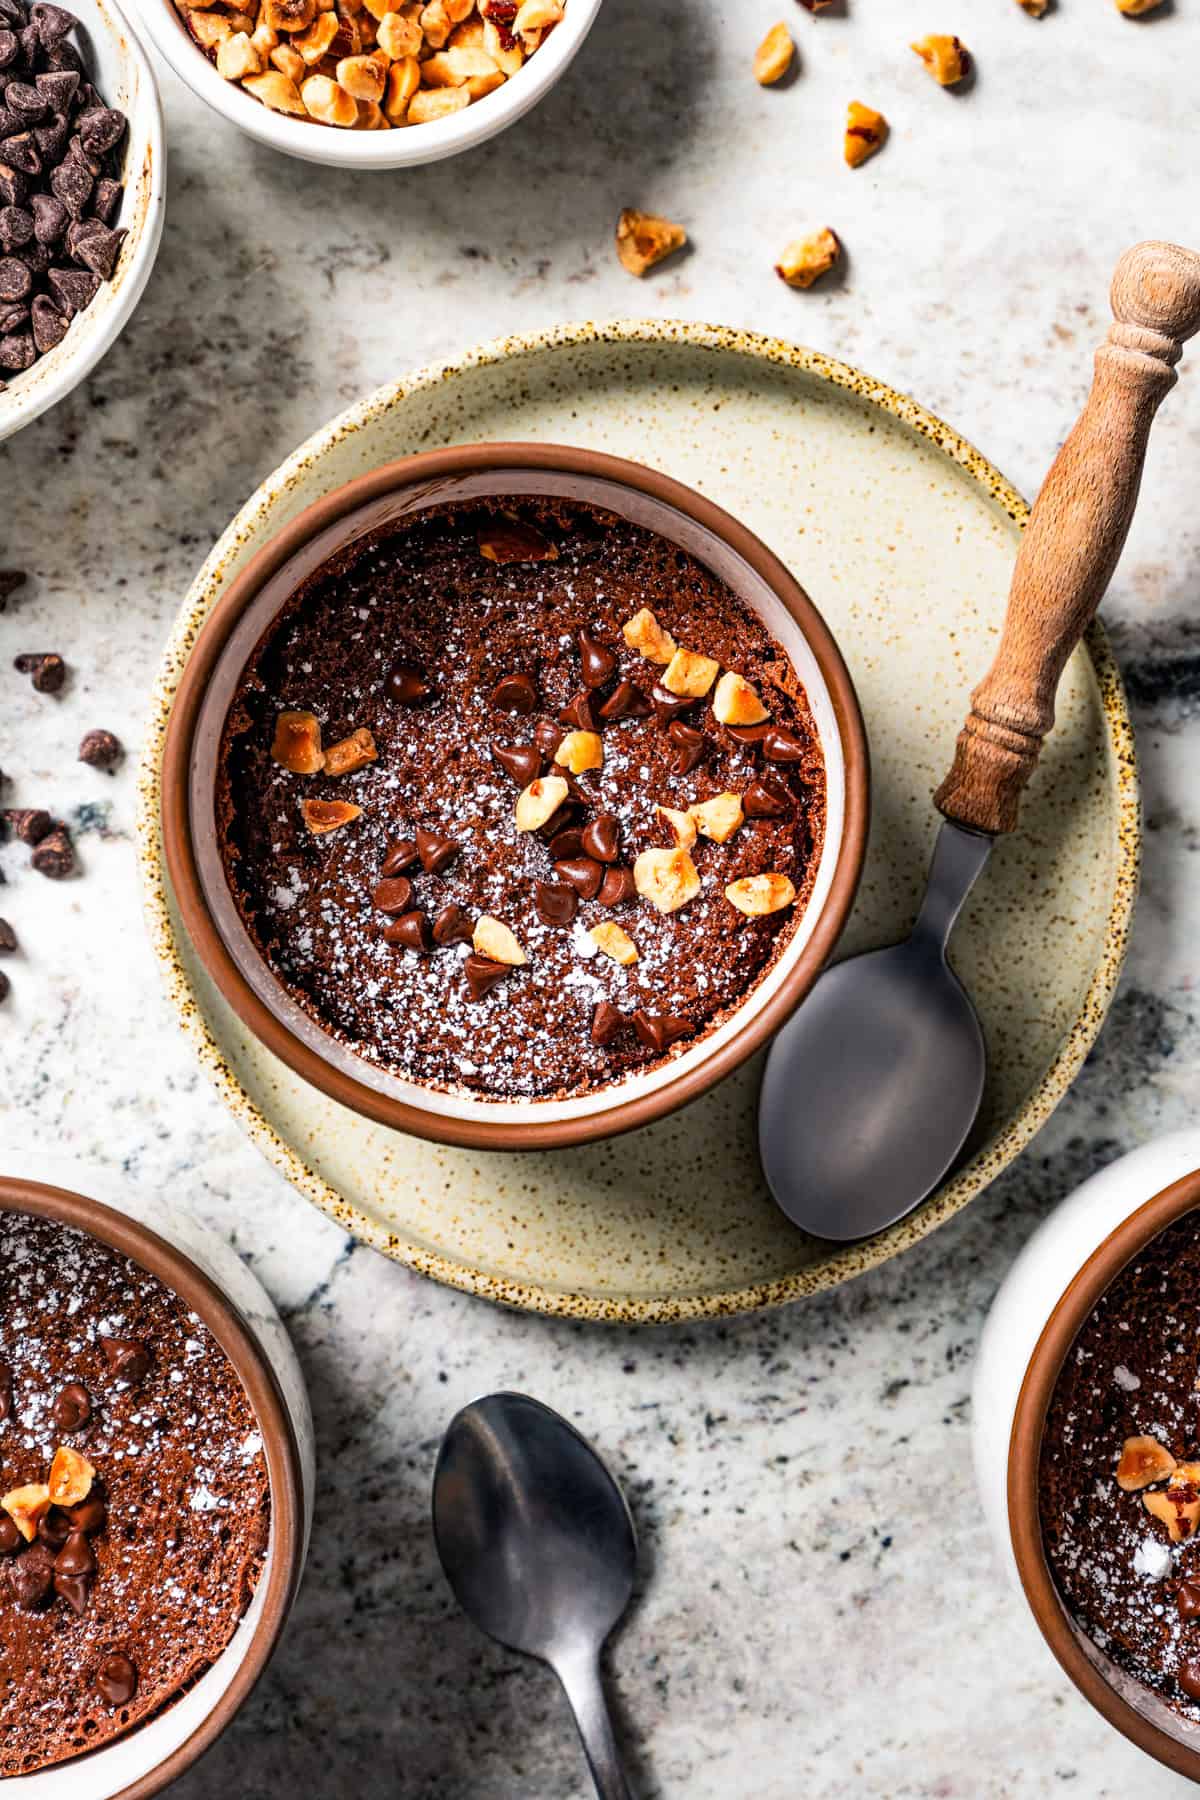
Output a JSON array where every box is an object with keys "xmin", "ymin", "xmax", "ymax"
[
  {"xmin": 1040, "ymin": 1210, "xmax": 1200, "ymax": 1720},
  {"xmin": 0, "ymin": 1209, "xmax": 270, "ymax": 1776},
  {"xmin": 217, "ymin": 495, "xmax": 826, "ymax": 1101}
]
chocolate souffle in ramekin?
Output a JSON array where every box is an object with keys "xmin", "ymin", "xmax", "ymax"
[
  {"xmin": 215, "ymin": 493, "xmax": 827, "ymax": 1101},
  {"xmin": 0, "ymin": 1208, "xmax": 270, "ymax": 1776}
]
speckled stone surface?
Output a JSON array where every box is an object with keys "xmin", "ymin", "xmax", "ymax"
[{"xmin": 2, "ymin": 0, "xmax": 1200, "ymax": 1793}]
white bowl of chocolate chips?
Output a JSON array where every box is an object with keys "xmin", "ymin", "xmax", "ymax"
[{"xmin": 0, "ymin": 0, "xmax": 164, "ymax": 443}]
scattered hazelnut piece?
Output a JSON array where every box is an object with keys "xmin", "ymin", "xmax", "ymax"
[
  {"xmin": 2, "ymin": 1483, "xmax": 50, "ymax": 1542},
  {"xmin": 712, "ymin": 671, "xmax": 768, "ymax": 726},
  {"xmin": 473, "ymin": 916, "xmax": 527, "ymax": 966},
  {"xmin": 323, "ymin": 727, "xmax": 377, "ymax": 776},
  {"xmin": 615, "ymin": 208, "xmax": 687, "ymax": 278},
  {"xmin": 1116, "ymin": 1435, "xmax": 1177, "ymax": 1492},
  {"xmin": 272, "ymin": 710, "xmax": 325, "ymax": 774},
  {"xmin": 1116, "ymin": 0, "xmax": 1163, "ymax": 11},
  {"xmin": 754, "ymin": 21, "xmax": 794, "ymax": 84},
  {"xmin": 776, "ymin": 228, "xmax": 841, "ymax": 290},
  {"xmin": 725, "ymin": 873, "xmax": 796, "ymax": 916},
  {"xmin": 515, "ymin": 774, "xmax": 569, "ymax": 832},
  {"xmin": 1145, "ymin": 1467, "xmax": 1200, "ymax": 1543},
  {"xmin": 634, "ymin": 847, "xmax": 702, "ymax": 914},
  {"xmin": 910, "ymin": 34, "xmax": 971, "ymax": 85},
  {"xmin": 656, "ymin": 804, "xmax": 698, "ymax": 850},
  {"xmin": 622, "ymin": 608, "xmax": 677, "ymax": 665},
  {"xmin": 242, "ymin": 69, "xmax": 308, "ymax": 112},
  {"xmin": 1015, "ymin": 0, "xmax": 1047, "ymax": 11},
  {"xmin": 589, "ymin": 921, "xmax": 638, "ymax": 966},
  {"xmin": 661, "ymin": 648, "xmax": 720, "ymax": 699},
  {"xmin": 844, "ymin": 101, "xmax": 888, "ymax": 168},
  {"xmin": 690, "ymin": 792, "xmax": 744, "ymax": 844},
  {"xmin": 48, "ymin": 1446, "xmax": 95, "ymax": 1508},
  {"xmin": 554, "ymin": 730, "xmax": 603, "ymax": 774},
  {"xmin": 301, "ymin": 798, "xmax": 363, "ymax": 834}
]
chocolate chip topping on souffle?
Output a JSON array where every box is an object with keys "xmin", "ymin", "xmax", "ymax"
[
  {"xmin": 217, "ymin": 496, "xmax": 826, "ymax": 1100},
  {"xmin": 0, "ymin": 1210, "xmax": 270, "ymax": 1776}
]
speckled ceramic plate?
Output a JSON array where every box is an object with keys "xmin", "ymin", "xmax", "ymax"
[{"xmin": 136, "ymin": 321, "xmax": 1138, "ymax": 1323}]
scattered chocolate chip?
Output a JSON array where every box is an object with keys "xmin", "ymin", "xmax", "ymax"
[
  {"xmin": 743, "ymin": 773, "xmax": 795, "ymax": 818},
  {"xmin": 14, "ymin": 648, "xmax": 63, "ymax": 690},
  {"xmin": 490, "ymin": 671, "xmax": 537, "ymax": 715},
  {"xmin": 54, "ymin": 1568, "xmax": 90, "ymax": 1613},
  {"xmin": 8, "ymin": 1541, "xmax": 54, "ymax": 1609},
  {"xmin": 633, "ymin": 1010, "xmax": 692, "ymax": 1054},
  {"xmin": 431, "ymin": 902, "xmax": 473, "ymax": 947},
  {"xmin": 591, "ymin": 1000, "xmax": 626, "ymax": 1047},
  {"xmin": 652, "ymin": 683, "xmax": 696, "ymax": 727},
  {"xmin": 554, "ymin": 855, "xmax": 603, "ymax": 901},
  {"xmin": 547, "ymin": 824, "xmax": 584, "ymax": 861},
  {"xmin": 380, "ymin": 837, "xmax": 419, "ymax": 877},
  {"xmin": 559, "ymin": 689, "xmax": 599, "ymax": 731},
  {"xmin": 385, "ymin": 660, "xmax": 433, "ymax": 704},
  {"xmin": 492, "ymin": 741, "xmax": 542, "ymax": 786},
  {"xmin": 382, "ymin": 910, "xmax": 432, "ymax": 951},
  {"xmin": 78, "ymin": 725, "xmax": 121, "ymax": 769},
  {"xmin": 0, "ymin": 568, "xmax": 26, "ymax": 609},
  {"xmin": 577, "ymin": 628, "xmax": 617, "ymax": 688},
  {"xmin": 95, "ymin": 1652, "xmax": 137, "ymax": 1707},
  {"xmin": 1181, "ymin": 1660, "xmax": 1200, "ymax": 1703},
  {"xmin": 67, "ymin": 1492, "xmax": 105, "ymax": 1535},
  {"xmin": 724, "ymin": 721, "xmax": 771, "ymax": 748},
  {"xmin": 0, "ymin": 968, "xmax": 10, "ymax": 1001},
  {"xmin": 30, "ymin": 821, "xmax": 73, "ymax": 876},
  {"xmin": 51, "ymin": 1379, "xmax": 90, "ymax": 1430},
  {"xmin": 762, "ymin": 725, "xmax": 807, "ymax": 763},
  {"xmin": 3, "ymin": 805, "xmax": 52, "ymax": 842},
  {"xmin": 53, "ymin": 1528, "xmax": 94, "ymax": 1577},
  {"xmin": 38, "ymin": 1505, "xmax": 71, "ymax": 1550},
  {"xmin": 1179, "ymin": 1582, "xmax": 1200, "ymax": 1622},
  {"xmin": 599, "ymin": 679, "xmax": 651, "ymax": 721},
  {"xmin": 372, "ymin": 875, "xmax": 413, "ymax": 915},
  {"xmin": 0, "ymin": 1514, "xmax": 20, "ymax": 1555},
  {"xmin": 534, "ymin": 719, "xmax": 564, "ymax": 760},
  {"xmin": 415, "ymin": 826, "xmax": 459, "ymax": 875},
  {"xmin": 581, "ymin": 814, "xmax": 619, "ymax": 863},
  {"xmin": 100, "ymin": 1334, "xmax": 149, "ymax": 1382},
  {"xmin": 597, "ymin": 864, "xmax": 636, "ymax": 908},
  {"xmin": 464, "ymin": 952, "xmax": 509, "ymax": 1001},
  {"xmin": 534, "ymin": 879, "xmax": 577, "ymax": 927},
  {"xmin": 667, "ymin": 720, "xmax": 706, "ymax": 775}
]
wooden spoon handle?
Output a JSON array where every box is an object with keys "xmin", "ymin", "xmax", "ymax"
[{"xmin": 934, "ymin": 240, "xmax": 1200, "ymax": 836}]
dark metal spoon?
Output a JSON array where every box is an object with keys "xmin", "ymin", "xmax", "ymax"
[
  {"xmin": 433, "ymin": 1393, "xmax": 636, "ymax": 1800},
  {"xmin": 760, "ymin": 239, "xmax": 1200, "ymax": 1243}
]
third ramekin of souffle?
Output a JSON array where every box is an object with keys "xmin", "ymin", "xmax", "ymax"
[{"xmin": 158, "ymin": 442, "xmax": 869, "ymax": 1152}]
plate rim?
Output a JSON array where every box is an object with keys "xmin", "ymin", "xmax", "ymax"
[{"xmin": 135, "ymin": 317, "xmax": 1141, "ymax": 1325}]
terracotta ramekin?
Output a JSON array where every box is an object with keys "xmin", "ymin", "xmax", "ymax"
[
  {"xmin": 0, "ymin": 1161, "xmax": 313, "ymax": 1800},
  {"xmin": 975, "ymin": 1133, "xmax": 1200, "ymax": 1785},
  {"xmin": 161, "ymin": 441, "xmax": 869, "ymax": 1152}
]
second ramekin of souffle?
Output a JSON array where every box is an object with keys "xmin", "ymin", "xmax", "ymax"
[{"xmin": 159, "ymin": 441, "xmax": 869, "ymax": 1153}]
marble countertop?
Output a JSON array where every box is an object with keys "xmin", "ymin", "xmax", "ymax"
[{"xmin": 3, "ymin": 0, "xmax": 1200, "ymax": 1792}]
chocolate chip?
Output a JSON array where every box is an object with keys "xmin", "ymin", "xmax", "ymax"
[
  {"xmin": 100, "ymin": 1334, "xmax": 149, "ymax": 1382},
  {"xmin": 490, "ymin": 671, "xmax": 537, "ymax": 715},
  {"xmin": 44, "ymin": 34, "xmax": 79, "ymax": 69},
  {"xmin": 77, "ymin": 725, "xmax": 121, "ymax": 769},
  {"xmin": 0, "ymin": 201, "xmax": 31, "ymax": 246},
  {"xmin": 581, "ymin": 814, "xmax": 619, "ymax": 863},
  {"xmin": 492, "ymin": 742, "xmax": 542, "ymax": 786},
  {"xmin": 723, "ymin": 721, "xmax": 772, "ymax": 748},
  {"xmin": 72, "ymin": 215, "xmax": 120, "ymax": 276},
  {"xmin": 534, "ymin": 719, "xmax": 564, "ymax": 760},
  {"xmin": 743, "ymin": 773, "xmax": 795, "ymax": 818},
  {"xmin": 591, "ymin": 1000, "xmax": 626, "ymax": 1047},
  {"xmin": 382, "ymin": 910, "xmax": 431, "ymax": 951},
  {"xmin": 0, "ymin": 27, "xmax": 15, "ymax": 63},
  {"xmin": 51, "ymin": 1379, "xmax": 90, "ymax": 1430},
  {"xmin": 54, "ymin": 1528, "xmax": 94, "ymax": 1577},
  {"xmin": 1179, "ymin": 1581, "xmax": 1200, "ymax": 1622},
  {"xmin": 0, "ymin": 251, "xmax": 29, "ymax": 296},
  {"xmin": 0, "ymin": 567, "xmax": 26, "ymax": 609},
  {"xmin": 464, "ymin": 952, "xmax": 509, "ymax": 1001},
  {"xmin": 559, "ymin": 689, "xmax": 598, "ymax": 731},
  {"xmin": 0, "ymin": 968, "xmax": 10, "ymax": 1001},
  {"xmin": 652, "ymin": 683, "xmax": 696, "ymax": 727},
  {"xmin": 67, "ymin": 1493, "xmax": 105, "ymax": 1535},
  {"xmin": 33, "ymin": 5, "xmax": 77, "ymax": 49},
  {"xmin": 96, "ymin": 1652, "xmax": 137, "ymax": 1707},
  {"xmin": 75, "ymin": 103, "xmax": 122, "ymax": 152},
  {"xmin": 577, "ymin": 628, "xmax": 617, "ymax": 688},
  {"xmin": 380, "ymin": 837, "xmax": 419, "ymax": 877},
  {"xmin": 14, "ymin": 648, "xmax": 63, "ymax": 690},
  {"xmin": 0, "ymin": 302, "xmax": 23, "ymax": 332},
  {"xmin": 54, "ymin": 1569, "xmax": 90, "ymax": 1613},
  {"xmin": 0, "ymin": 130, "xmax": 40, "ymax": 173},
  {"xmin": 0, "ymin": 1360, "xmax": 10, "ymax": 1416},
  {"xmin": 5, "ymin": 78, "xmax": 46, "ymax": 118},
  {"xmin": 0, "ymin": 917, "xmax": 14, "ymax": 950},
  {"xmin": 547, "ymin": 824, "xmax": 584, "ymax": 861},
  {"xmin": 38, "ymin": 1505, "xmax": 71, "ymax": 1549},
  {"xmin": 90, "ymin": 172, "xmax": 119, "ymax": 223},
  {"xmin": 372, "ymin": 875, "xmax": 412, "ymax": 915},
  {"xmin": 35, "ymin": 66, "xmax": 77, "ymax": 107},
  {"xmin": 28, "ymin": 186, "xmax": 61, "ymax": 243},
  {"xmin": 0, "ymin": 1513, "xmax": 20, "ymax": 1555},
  {"xmin": 554, "ymin": 856, "xmax": 603, "ymax": 901},
  {"xmin": 29, "ymin": 289, "xmax": 62, "ymax": 349},
  {"xmin": 597, "ymin": 864, "xmax": 636, "ymax": 908},
  {"xmin": 48, "ymin": 145, "xmax": 88, "ymax": 212},
  {"xmin": 0, "ymin": 165, "xmax": 30, "ymax": 209},
  {"xmin": 415, "ymin": 826, "xmax": 459, "ymax": 875},
  {"xmin": 3, "ymin": 805, "xmax": 51, "ymax": 842},
  {"xmin": 534, "ymin": 879, "xmax": 577, "ymax": 927},
  {"xmin": 431, "ymin": 902, "xmax": 473, "ymax": 946},
  {"xmin": 667, "ymin": 720, "xmax": 706, "ymax": 775},
  {"xmin": 1181, "ymin": 1660, "xmax": 1200, "ymax": 1702},
  {"xmin": 633, "ymin": 1010, "xmax": 692, "ymax": 1054},
  {"xmin": 32, "ymin": 109, "xmax": 68, "ymax": 162},
  {"xmin": 598, "ymin": 679, "xmax": 651, "ymax": 721},
  {"xmin": 384, "ymin": 659, "xmax": 432, "ymax": 704},
  {"xmin": 9, "ymin": 1541, "xmax": 54, "ymax": 1609},
  {"xmin": 30, "ymin": 821, "xmax": 72, "ymax": 875},
  {"xmin": 763, "ymin": 725, "xmax": 807, "ymax": 763},
  {"xmin": 46, "ymin": 264, "xmax": 97, "ymax": 315}
]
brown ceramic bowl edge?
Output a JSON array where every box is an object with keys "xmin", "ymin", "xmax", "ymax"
[
  {"xmin": 1008, "ymin": 1168, "xmax": 1200, "ymax": 1785},
  {"xmin": 160, "ymin": 440, "xmax": 870, "ymax": 1152},
  {"xmin": 0, "ymin": 1176, "xmax": 306, "ymax": 1800}
]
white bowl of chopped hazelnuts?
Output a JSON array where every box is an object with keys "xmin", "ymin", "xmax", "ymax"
[{"xmin": 138, "ymin": 0, "xmax": 601, "ymax": 168}]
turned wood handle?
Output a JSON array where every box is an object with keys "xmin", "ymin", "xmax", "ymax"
[{"xmin": 934, "ymin": 240, "xmax": 1200, "ymax": 836}]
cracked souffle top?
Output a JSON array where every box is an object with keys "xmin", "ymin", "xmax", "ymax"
[
  {"xmin": 1040, "ymin": 1210, "xmax": 1200, "ymax": 1721},
  {"xmin": 217, "ymin": 495, "xmax": 826, "ymax": 1101},
  {"xmin": 0, "ymin": 1209, "xmax": 270, "ymax": 1777}
]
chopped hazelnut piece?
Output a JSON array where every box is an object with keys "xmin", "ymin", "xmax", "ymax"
[
  {"xmin": 514, "ymin": 0, "xmax": 561, "ymax": 27},
  {"xmin": 217, "ymin": 29, "xmax": 263, "ymax": 76},
  {"xmin": 690, "ymin": 792, "xmax": 744, "ymax": 844},
  {"xmin": 482, "ymin": 15, "xmax": 524, "ymax": 72},
  {"xmin": 323, "ymin": 726, "xmax": 377, "ymax": 776},
  {"xmin": 1145, "ymin": 1466, "xmax": 1200, "ymax": 1542},
  {"xmin": 242, "ymin": 69, "xmax": 308, "ymax": 112},
  {"xmin": 294, "ymin": 10, "xmax": 338, "ymax": 58},
  {"xmin": 423, "ymin": 44, "xmax": 497, "ymax": 82},
  {"xmin": 263, "ymin": 0, "xmax": 316, "ymax": 29},
  {"xmin": 515, "ymin": 774, "xmax": 569, "ymax": 832},
  {"xmin": 622, "ymin": 607, "xmax": 677, "ymax": 665},
  {"xmin": 301, "ymin": 73, "xmax": 359, "ymax": 124},
  {"xmin": 615, "ymin": 209, "xmax": 688, "ymax": 278},
  {"xmin": 48, "ymin": 1445, "xmax": 96, "ymax": 1508},
  {"xmin": 270, "ymin": 42, "xmax": 305, "ymax": 80},
  {"xmin": 910, "ymin": 34, "xmax": 971, "ymax": 85},
  {"xmin": 634, "ymin": 847, "xmax": 702, "ymax": 915},
  {"xmin": 301, "ymin": 797, "xmax": 363, "ymax": 834},
  {"xmin": 753, "ymin": 21, "xmax": 794, "ymax": 85},
  {"xmin": 1116, "ymin": 1435, "xmax": 1178, "ymax": 1491},
  {"xmin": 844, "ymin": 101, "xmax": 888, "ymax": 168},
  {"xmin": 657, "ymin": 804, "xmax": 698, "ymax": 850},
  {"xmin": 376, "ymin": 8, "xmax": 421, "ymax": 54},
  {"xmin": 473, "ymin": 916, "xmax": 527, "ymax": 966},
  {"xmin": 725, "ymin": 873, "xmax": 796, "ymax": 916},
  {"xmin": 776, "ymin": 229, "xmax": 841, "ymax": 290},
  {"xmin": 2, "ymin": 1482, "xmax": 50, "ymax": 1542},
  {"xmin": 589, "ymin": 921, "xmax": 638, "ymax": 966},
  {"xmin": 554, "ymin": 730, "xmax": 603, "ymax": 774},
  {"xmin": 384, "ymin": 54, "xmax": 420, "ymax": 117},
  {"xmin": 661, "ymin": 648, "xmax": 720, "ymax": 699},
  {"xmin": 188, "ymin": 8, "xmax": 233, "ymax": 45},
  {"xmin": 337, "ymin": 50, "xmax": 388, "ymax": 98},
  {"xmin": 712, "ymin": 670, "xmax": 768, "ymax": 726},
  {"xmin": 272, "ymin": 709, "xmax": 325, "ymax": 774}
]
